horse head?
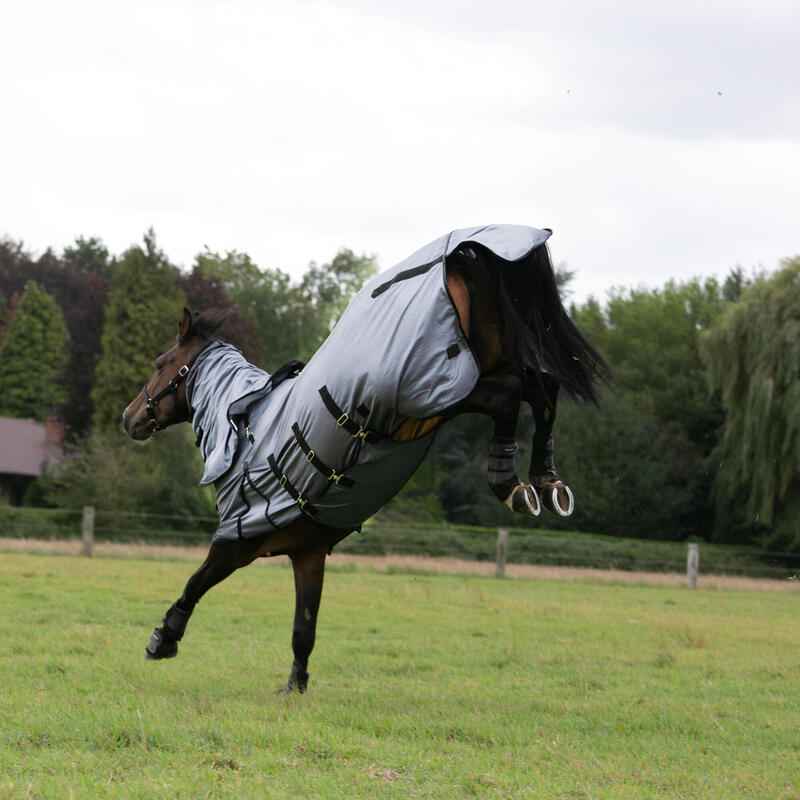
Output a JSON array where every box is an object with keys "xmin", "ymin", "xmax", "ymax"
[{"xmin": 122, "ymin": 307, "xmax": 216, "ymax": 440}]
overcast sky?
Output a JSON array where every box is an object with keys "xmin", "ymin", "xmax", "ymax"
[{"xmin": 2, "ymin": 0, "xmax": 798, "ymax": 303}]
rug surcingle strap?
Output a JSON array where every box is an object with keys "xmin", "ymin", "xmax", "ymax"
[
  {"xmin": 291, "ymin": 423, "xmax": 355, "ymax": 488},
  {"xmin": 318, "ymin": 386, "xmax": 380, "ymax": 443},
  {"xmin": 267, "ymin": 454, "xmax": 318, "ymax": 514}
]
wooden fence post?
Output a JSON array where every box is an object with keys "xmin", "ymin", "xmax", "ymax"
[
  {"xmin": 495, "ymin": 528, "xmax": 508, "ymax": 578},
  {"xmin": 686, "ymin": 542, "xmax": 699, "ymax": 589},
  {"xmin": 82, "ymin": 505, "xmax": 95, "ymax": 557}
]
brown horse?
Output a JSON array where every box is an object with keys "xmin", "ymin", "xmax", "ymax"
[{"xmin": 122, "ymin": 227, "xmax": 608, "ymax": 693}]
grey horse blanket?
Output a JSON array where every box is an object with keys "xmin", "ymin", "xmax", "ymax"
[{"xmin": 187, "ymin": 224, "xmax": 552, "ymax": 541}]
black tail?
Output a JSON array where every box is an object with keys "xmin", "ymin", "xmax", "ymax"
[{"xmin": 476, "ymin": 243, "xmax": 611, "ymax": 406}]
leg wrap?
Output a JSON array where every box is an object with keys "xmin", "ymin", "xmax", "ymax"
[
  {"xmin": 162, "ymin": 600, "xmax": 194, "ymax": 642},
  {"xmin": 488, "ymin": 437, "xmax": 519, "ymax": 501}
]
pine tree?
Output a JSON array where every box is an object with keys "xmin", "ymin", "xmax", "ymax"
[
  {"xmin": 91, "ymin": 231, "xmax": 185, "ymax": 431},
  {"xmin": 701, "ymin": 257, "xmax": 800, "ymax": 549},
  {"xmin": 0, "ymin": 281, "xmax": 69, "ymax": 421}
]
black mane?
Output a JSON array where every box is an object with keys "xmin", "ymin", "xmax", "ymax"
[
  {"xmin": 495, "ymin": 243, "xmax": 611, "ymax": 406},
  {"xmin": 455, "ymin": 243, "xmax": 611, "ymax": 407},
  {"xmin": 189, "ymin": 309, "xmax": 234, "ymax": 341}
]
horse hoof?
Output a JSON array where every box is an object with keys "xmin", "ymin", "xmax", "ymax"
[
  {"xmin": 506, "ymin": 484, "xmax": 541, "ymax": 517},
  {"xmin": 540, "ymin": 482, "xmax": 574, "ymax": 517},
  {"xmin": 145, "ymin": 627, "xmax": 178, "ymax": 660},
  {"xmin": 275, "ymin": 681, "xmax": 307, "ymax": 695}
]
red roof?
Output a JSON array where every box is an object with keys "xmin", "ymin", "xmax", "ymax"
[{"xmin": 0, "ymin": 417, "xmax": 55, "ymax": 477}]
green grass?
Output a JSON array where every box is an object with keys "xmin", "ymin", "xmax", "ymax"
[{"xmin": 1, "ymin": 553, "xmax": 799, "ymax": 799}]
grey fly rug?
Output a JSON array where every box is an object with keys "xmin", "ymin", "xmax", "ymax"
[{"xmin": 186, "ymin": 224, "xmax": 552, "ymax": 541}]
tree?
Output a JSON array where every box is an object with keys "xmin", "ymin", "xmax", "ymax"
[
  {"xmin": 0, "ymin": 237, "xmax": 110, "ymax": 436},
  {"xmin": 177, "ymin": 266, "xmax": 261, "ymax": 362},
  {"xmin": 298, "ymin": 248, "xmax": 378, "ymax": 346},
  {"xmin": 0, "ymin": 281, "xmax": 69, "ymax": 421},
  {"xmin": 701, "ymin": 257, "xmax": 800, "ymax": 550},
  {"xmin": 91, "ymin": 230, "xmax": 185, "ymax": 431},
  {"xmin": 581, "ymin": 278, "xmax": 728, "ymax": 447},
  {"xmin": 63, "ymin": 235, "xmax": 115, "ymax": 278},
  {"xmin": 196, "ymin": 246, "xmax": 378, "ymax": 370},
  {"xmin": 0, "ymin": 290, "xmax": 21, "ymax": 346},
  {"xmin": 42, "ymin": 426, "xmax": 216, "ymax": 522},
  {"xmin": 195, "ymin": 248, "xmax": 304, "ymax": 370}
]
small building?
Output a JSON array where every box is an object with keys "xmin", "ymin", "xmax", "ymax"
[{"xmin": 0, "ymin": 416, "xmax": 64, "ymax": 505}]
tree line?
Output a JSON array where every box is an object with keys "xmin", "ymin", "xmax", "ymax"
[{"xmin": 0, "ymin": 230, "xmax": 797, "ymax": 552}]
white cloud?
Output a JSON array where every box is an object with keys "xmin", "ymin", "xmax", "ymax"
[{"xmin": 1, "ymin": 0, "xmax": 798, "ymax": 306}]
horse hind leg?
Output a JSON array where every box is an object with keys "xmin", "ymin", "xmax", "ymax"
[
  {"xmin": 489, "ymin": 437, "xmax": 541, "ymax": 518},
  {"xmin": 527, "ymin": 376, "xmax": 574, "ymax": 518},
  {"xmin": 453, "ymin": 374, "xmax": 541, "ymax": 519},
  {"xmin": 277, "ymin": 547, "xmax": 327, "ymax": 694}
]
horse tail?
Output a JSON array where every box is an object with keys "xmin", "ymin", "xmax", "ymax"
[{"xmin": 478, "ymin": 242, "xmax": 611, "ymax": 407}]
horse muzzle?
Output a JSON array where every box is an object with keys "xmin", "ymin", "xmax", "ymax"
[{"xmin": 122, "ymin": 400, "xmax": 157, "ymax": 441}]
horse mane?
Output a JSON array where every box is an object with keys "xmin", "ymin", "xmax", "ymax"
[
  {"xmin": 455, "ymin": 243, "xmax": 611, "ymax": 407},
  {"xmin": 188, "ymin": 309, "xmax": 234, "ymax": 342}
]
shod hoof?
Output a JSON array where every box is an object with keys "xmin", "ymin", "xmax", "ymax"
[
  {"xmin": 145, "ymin": 627, "xmax": 178, "ymax": 660},
  {"xmin": 539, "ymin": 481, "xmax": 574, "ymax": 517},
  {"xmin": 504, "ymin": 484, "xmax": 541, "ymax": 518}
]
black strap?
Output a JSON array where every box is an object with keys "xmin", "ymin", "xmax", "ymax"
[
  {"xmin": 267, "ymin": 454, "xmax": 318, "ymax": 514},
  {"xmin": 318, "ymin": 386, "xmax": 380, "ymax": 443},
  {"xmin": 370, "ymin": 257, "xmax": 442, "ymax": 298},
  {"xmin": 291, "ymin": 423, "xmax": 355, "ymax": 488},
  {"xmin": 235, "ymin": 470, "xmax": 252, "ymax": 539},
  {"xmin": 243, "ymin": 462, "xmax": 280, "ymax": 528},
  {"xmin": 270, "ymin": 359, "xmax": 305, "ymax": 386}
]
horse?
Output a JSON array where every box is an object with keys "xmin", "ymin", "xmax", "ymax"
[{"xmin": 122, "ymin": 224, "xmax": 609, "ymax": 693}]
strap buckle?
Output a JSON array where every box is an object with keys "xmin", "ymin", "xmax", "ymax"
[
  {"xmin": 328, "ymin": 469, "xmax": 343, "ymax": 484},
  {"xmin": 336, "ymin": 413, "xmax": 349, "ymax": 427},
  {"xmin": 352, "ymin": 427, "xmax": 369, "ymax": 442}
]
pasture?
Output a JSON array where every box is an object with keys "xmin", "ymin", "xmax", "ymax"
[{"xmin": 1, "ymin": 551, "xmax": 798, "ymax": 799}]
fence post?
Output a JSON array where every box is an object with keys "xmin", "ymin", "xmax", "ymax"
[
  {"xmin": 495, "ymin": 528, "xmax": 508, "ymax": 578},
  {"xmin": 686, "ymin": 542, "xmax": 699, "ymax": 589},
  {"xmin": 82, "ymin": 505, "xmax": 95, "ymax": 557}
]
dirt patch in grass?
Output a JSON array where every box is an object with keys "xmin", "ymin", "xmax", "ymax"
[{"xmin": 2, "ymin": 536, "xmax": 797, "ymax": 592}]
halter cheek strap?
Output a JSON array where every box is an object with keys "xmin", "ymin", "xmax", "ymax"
[
  {"xmin": 141, "ymin": 365, "xmax": 190, "ymax": 431},
  {"xmin": 141, "ymin": 342, "xmax": 214, "ymax": 432}
]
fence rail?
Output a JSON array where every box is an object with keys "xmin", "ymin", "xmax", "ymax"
[{"xmin": 1, "ymin": 504, "xmax": 798, "ymax": 582}]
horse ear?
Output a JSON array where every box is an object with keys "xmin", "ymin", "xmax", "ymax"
[{"xmin": 178, "ymin": 307, "xmax": 193, "ymax": 340}]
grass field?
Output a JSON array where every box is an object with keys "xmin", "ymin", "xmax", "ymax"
[{"xmin": 1, "ymin": 552, "xmax": 799, "ymax": 799}]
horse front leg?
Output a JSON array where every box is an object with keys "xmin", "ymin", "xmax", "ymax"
[
  {"xmin": 526, "ymin": 373, "xmax": 574, "ymax": 517},
  {"xmin": 145, "ymin": 537, "xmax": 265, "ymax": 660},
  {"xmin": 278, "ymin": 547, "xmax": 327, "ymax": 694},
  {"xmin": 453, "ymin": 374, "xmax": 541, "ymax": 518}
]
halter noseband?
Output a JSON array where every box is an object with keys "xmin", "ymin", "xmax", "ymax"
[{"xmin": 141, "ymin": 341, "xmax": 213, "ymax": 432}]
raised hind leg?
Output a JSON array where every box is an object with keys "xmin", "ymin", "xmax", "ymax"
[
  {"xmin": 145, "ymin": 536, "xmax": 267, "ymax": 660},
  {"xmin": 278, "ymin": 547, "xmax": 327, "ymax": 694},
  {"xmin": 526, "ymin": 373, "xmax": 574, "ymax": 517},
  {"xmin": 450, "ymin": 373, "xmax": 541, "ymax": 518}
]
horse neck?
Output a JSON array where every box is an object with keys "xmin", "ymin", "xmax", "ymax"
[{"xmin": 186, "ymin": 342, "xmax": 239, "ymax": 415}]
